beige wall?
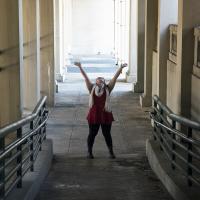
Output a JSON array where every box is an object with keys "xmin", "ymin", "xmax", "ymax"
[
  {"xmin": 156, "ymin": 0, "xmax": 178, "ymax": 103},
  {"xmin": 40, "ymin": 0, "xmax": 55, "ymax": 106},
  {"xmin": 167, "ymin": 60, "xmax": 180, "ymax": 113},
  {"xmin": 191, "ymin": 74, "xmax": 200, "ymax": 121},
  {"xmin": 0, "ymin": 0, "xmax": 21, "ymax": 127},
  {"xmin": 176, "ymin": 0, "xmax": 200, "ymax": 118}
]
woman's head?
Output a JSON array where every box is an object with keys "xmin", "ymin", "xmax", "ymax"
[{"xmin": 96, "ymin": 77, "xmax": 105, "ymax": 87}]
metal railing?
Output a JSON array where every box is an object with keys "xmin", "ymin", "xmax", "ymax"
[
  {"xmin": 0, "ymin": 96, "xmax": 48, "ymax": 199},
  {"xmin": 150, "ymin": 95, "xmax": 200, "ymax": 187}
]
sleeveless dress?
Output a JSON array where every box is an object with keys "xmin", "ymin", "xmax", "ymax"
[{"xmin": 87, "ymin": 90, "xmax": 114, "ymax": 124}]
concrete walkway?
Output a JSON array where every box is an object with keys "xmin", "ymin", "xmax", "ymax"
[{"xmin": 36, "ymin": 75, "xmax": 173, "ymax": 200}]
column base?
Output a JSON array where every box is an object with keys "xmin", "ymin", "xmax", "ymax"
[
  {"xmin": 126, "ymin": 72, "xmax": 136, "ymax": 83},
  {"xmin": 133, "ymin": 82, "xmax": 144, "ymax": 93},
  {"xmin": 55, "ymin": 73, "xmax": 64, "ymax": 82},
  {"xmin": 140, "ymin": 94, "xmax": 152, "ymax": 107}
]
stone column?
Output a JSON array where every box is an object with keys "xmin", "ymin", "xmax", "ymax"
[
  {"xmin": 133, "ymin": 0, "xmax": 145, "ymax": 93},
  {"xmin": 176, "ymin": 0, "xmax": 200, "ymax": 118},
  {"xmin": 0, "ymin": 0, "xmax": 21, "ymax": 127},
  {"xmin": 126, "ymin": 0, "xmax": 137, "ymax": 83},
  {"xmin": 54, "ymin": 0, "xmax": 65, "ymax": 82},
  {"xmin": 40, "ymin": 0, "xmax": 55, "ymax": 106},
  {"xmin": 21, "ymin": 0, "xmax": 40, "ymax": 114},
  {"xmin": 63, "ymin": 0, "xmax": 72, "ymax": 68},
  {"xmin": 140, "ymin": 0, "xmax": 158, "ymax": 107},
  {"xmin": 154, "ymin": 0, "xmax": 178, "ymax": 103}
]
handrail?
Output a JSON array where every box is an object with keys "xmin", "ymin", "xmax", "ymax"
[
  {"xmin": 170, "ymin": 114, "xmax": 200, "ymax": 130},
  {"xmin": 0, "ymin": 96, "xmax": 48, "ymax": 199},
  {"xmin": 0, "ymin": 96, "xmax": 47, "ymax": 137},
  {"xmin": 151, "ymin": 95, "xmax": 200, "ymax": 187}
]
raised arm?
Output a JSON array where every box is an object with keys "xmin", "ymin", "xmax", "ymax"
[
  {"xmin": 74, "ymin": 62, "xmax": 93, "ymax": 92},
  {"xmin": 108, "ymin": 63, "xmax": 128, "ymax": 92}
]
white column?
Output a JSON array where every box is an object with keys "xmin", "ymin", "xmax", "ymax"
[
  {"xmin": 40, "ymin": 0, "xmax": 55, "ymax": 106},
  {"xmin": 126, "ymin": 0, "xmax": 137, "ymax": 83}
]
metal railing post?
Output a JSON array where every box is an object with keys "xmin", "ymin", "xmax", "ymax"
[
  {"xmin": 43, "ymin": 103, "xmax": 47, "ymax": 140},
  {"xmin": 0, "ymin": 137, "xmax": 5, "ymax": 198},
  {"xmin": 153, "ymin": 100, "xmax": 157, "ymax": 141},
  {"xmin": 30, "ymin": 121, "xmax": 34, "ymax": 172},
  {"xmin": 159, "ymin": 107, "xmax": 164, "ymax": 151},
  {"xmin": 17, "ymin": 128, "xmax": 22, "ymax": 188},
  {"xmin": 187, "ymin": 127, "xmax": 193, "ymax": 186},
  {"xmin": 171, "ymin": 120, "xmax": 176, "ymax": 170},
  {"xmin": 39, "ymin": 110, "xmax": 42, "ymax": 151}
]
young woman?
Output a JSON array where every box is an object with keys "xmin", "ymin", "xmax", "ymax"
[{"xmin": 75, "ymin": 62, "xmax": 127, "ymax": 159}]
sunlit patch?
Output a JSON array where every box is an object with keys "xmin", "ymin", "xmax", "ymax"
[{"xmin": 54, "ymin": 183, "xmax": 81, "ymax": 189}]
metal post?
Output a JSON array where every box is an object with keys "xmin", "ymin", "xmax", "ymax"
[
  {"xmin": 159, "ymin": 108, "xmax": 163, "ymax": 151},
  {"xmin": 30, "ymin": 121, "xmax": 34, "ymax": 171},
  {"xmin": 153, "ymin": 100, "xmax": 157, "ymax": 140},
  {"xmin": 0, "ymin": 137, "xmax": 5, "ymax": 198},
  {"xmin": 187, "ymin": 127, "xmax": 193, "ymax": 186},
  {"xmin": 17, "ymin": 128, "xmax": 22, "ymax": 188},
  {"xmin": 171, "ymin": 120, "xmax": 176, "ymax": 170},
  {"xmin": 39, "ymin": 110, "xmax": 42, "ymax": 151},
  {"xmin": 43, "ymin": 103, "xmax": 47, "ymax": 140}
]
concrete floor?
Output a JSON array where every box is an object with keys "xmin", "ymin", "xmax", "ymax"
[{"xmin": 36, "ymin": 74, "xmax": 173, "ymax": 200}]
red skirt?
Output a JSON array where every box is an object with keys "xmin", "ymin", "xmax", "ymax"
[{"xmin": 87, "ymin": 105, "xmax": 114, "ymax": 124}]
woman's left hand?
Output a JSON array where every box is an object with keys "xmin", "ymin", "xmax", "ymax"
[{"xmin": 121, "ymin": 63, "xmax": 128, "ymax": 68}]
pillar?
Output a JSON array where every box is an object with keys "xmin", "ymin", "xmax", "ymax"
[
  {"xmin": 140, "ymin": 0, "xmax": 158, "ymax": 107},
  {"xmin": 54, "ymin": 0, "xmax": 65, "ymax": 82},
  {"xmin": 133, "ymin": 0, "xmax": 145, "ymax": 93},
  {"xmin": 154, "ymin": 0, "xmax": 178, "ymax": 102},
  {"xmin": 0, "ymin": 0, "xmax": 21, "ymax": 127},
  {"xmin": 126, "ymin": 0, "xmax": 137, "ymax": 83},
  {"xmin": 21, "ymin": 0, "xmax": 40, "ymax": 114},
  {"xmin": 40, "ymin": 0, "xmax": 55, "ymax": 106},
  {"xmin": 63, "ymin": 0, "xmax": 72, "ymax": 68},
  {"xmin": 177, "ymin": 0, "xmax": 200, "ymax": 118}
]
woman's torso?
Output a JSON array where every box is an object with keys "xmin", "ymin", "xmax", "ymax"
[{"xmin": 87, "ymin": 88, "xmax": 114, "ymax": 124}]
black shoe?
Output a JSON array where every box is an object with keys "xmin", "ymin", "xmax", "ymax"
[
  {"xmin": 109, "ymin": 152, "xmax": 116, "ymax": 159},
  {"xmin": 87, "ymin": 152, "xmax": 94, "ymax": 159}
]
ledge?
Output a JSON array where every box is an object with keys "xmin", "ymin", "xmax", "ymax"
[{"xmin": 146, "ymin": 139, "xmax": 200, "ymax": 200}]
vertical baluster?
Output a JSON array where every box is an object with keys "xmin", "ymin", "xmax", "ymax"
[
  {"xmin": 0, "ymin": 137, "xmax": 5, "ymax": 198},
  {"xmin": 17, "ymin": 128, "xmax": 22, "ymax": 188},
  {"xmin": 43, "ymin": 103, "xmax": 47, "ymax": 140},
  {"xmin": 30, "ymin": 121, "xmax": 34, "ymax": 171},
  {"xmin": 171, "ymin": 120, "xmax": 176, "ymax": 170},
  {"xmin": 153, "ymin": 100, "xmax": 157, "ymax": 141},
  {"xmin": 39, "ymin": 110, "xmax": 42, "ymax": 151},
  {"xmin": 159, "ymin": 107, "xmax": 163, "ymax": 151},
  {"xmin": 187, "ymin": 127, "xmax": 193, "ymax": 186}
]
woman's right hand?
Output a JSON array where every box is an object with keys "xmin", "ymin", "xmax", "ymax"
[{"xmin": 74, "ymin": 62, "xmax": 81, "ymax": 68}]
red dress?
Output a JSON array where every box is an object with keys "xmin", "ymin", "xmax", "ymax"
[{"xmin": 87, "ymin": 90, "xmax": 114, "ymax": 124}]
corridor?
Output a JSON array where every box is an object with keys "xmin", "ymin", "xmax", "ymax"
[{"xmin": 36, "ymin": 77, "xmax": 172, "ymax": 200}]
